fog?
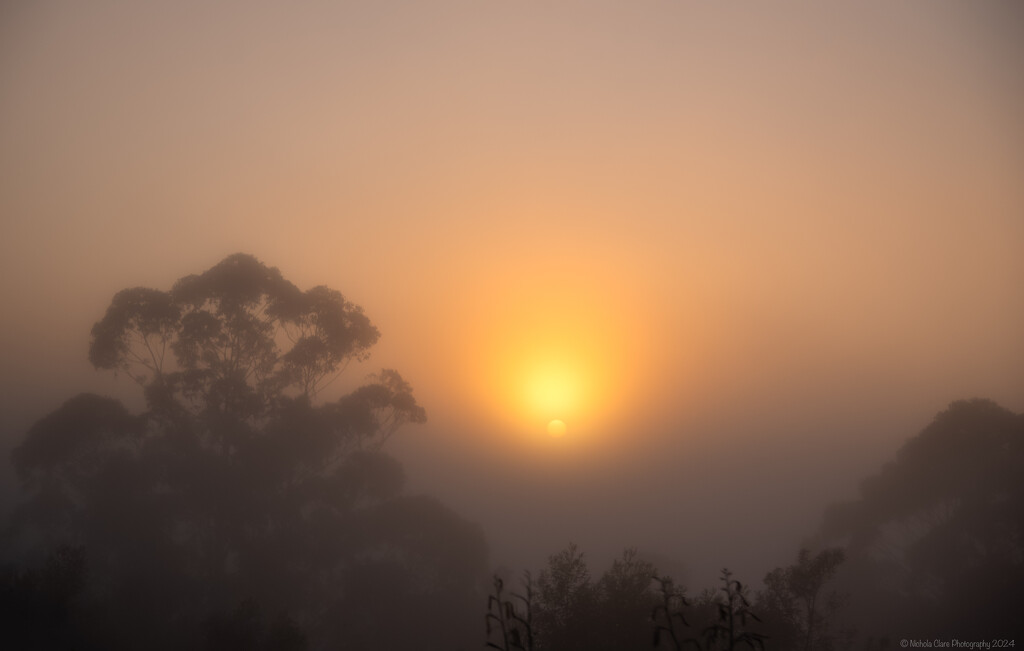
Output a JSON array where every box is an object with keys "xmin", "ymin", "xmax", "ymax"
[{"xmin": 1, "ymin": 2, "xmax": 1022, "ymax": 649}]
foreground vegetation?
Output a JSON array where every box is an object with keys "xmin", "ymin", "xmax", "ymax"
[{"xmin": 485, "ymin": 545, "xmax": 845, "ymax": 651}]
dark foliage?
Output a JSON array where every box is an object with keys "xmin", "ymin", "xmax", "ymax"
[
  {"xmin": 0, "ymin": 545, "xmax": 94, "ymax": 651},
  {"xmin": 652, "ymin": 575, "xmax": 700, "ymax": 651},
  {"xmin": 202, "ymin": 600, "xmax": 307, "ymax": 651},
  {"xmin": 701, "ymin": 569, "xmax": 765, "ymax": 651},
  {"xmin": 490, "ymin": 545, "xmax": 775, "ymax": 651},
  {"xmin": 492, "ymin": 544, "xmax": 731, "ymax": 651},
  {"xmin": 758, "ymin": 548, "xmax": 847, "ymax": 651},
  {"xmin": 485, "ymin": 574, "xmax": 535, "ymax": 651}
]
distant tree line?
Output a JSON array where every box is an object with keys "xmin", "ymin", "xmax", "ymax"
[
  {"xmin": 484, "ymin": 398, "xmax": 1023, "ymax": 650},
  {"xmin": 484, "ymin": 543, "xmax": 846, "ymax": 651}
]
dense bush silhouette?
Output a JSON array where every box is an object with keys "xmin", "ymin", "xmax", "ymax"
[
  {"xmin": 3, "ymin": 254, "xmax": 487, "ymax": 651},
  {"xmin": 491, "ymin": 544, "xmax": 770, "ymax": 651}
]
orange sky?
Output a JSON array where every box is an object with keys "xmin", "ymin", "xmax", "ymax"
[{"xmin": 1, "ymin": 1, "xmax": 1022, "ymax": 582}]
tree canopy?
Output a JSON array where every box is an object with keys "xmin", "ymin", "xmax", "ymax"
[{"xmin": 89, "ymin": 253, "xmax": 383, "ymax": 418}]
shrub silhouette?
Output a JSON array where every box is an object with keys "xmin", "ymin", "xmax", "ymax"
[
  {"xmin": 652, "ymin": 574, "xmax": 700, "ymax": 650},
  {"xmin": 485, "ymin": 574, "xmax": 535, "ymax": 651},
  {"xmin": 701, "ymin": 569, "xmax": 765, "ymax": 651}
]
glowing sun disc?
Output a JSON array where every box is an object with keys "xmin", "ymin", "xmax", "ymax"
[{"xmin": 547, "ymin": 419, "xmax": 567, "ymax": 437}]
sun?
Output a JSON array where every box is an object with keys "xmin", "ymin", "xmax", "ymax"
[
  {"xmin": 547, "ymin": 419, "xmax": 567, "ymax": 437},
  {"xmin": 451, "ymin": 251, "xmax": 664, "ymax": 448},
  {"xmin": 524, "ymin": 362, "xmax": 581, "ymax": 417}
]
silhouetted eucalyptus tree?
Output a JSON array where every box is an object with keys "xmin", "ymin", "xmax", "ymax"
[
  {"xmin": 758, "ymin": 548, "xmax": 846, "ymax": 651},
  {"xmin": 6, "ymin": 254, "xmax": 485, "ymax": 651},
  {"xmin": 594, "ymin": 548, "xmax": 660, "ymax": 648},
  {"xmin": 534, "ymin": 542, "xmax": 595, "ymax": 651},
  {"xmin": 88, "ymin": 253, "xmax": 381, "ymax": 417}
]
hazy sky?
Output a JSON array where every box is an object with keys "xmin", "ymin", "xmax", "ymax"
[{"xmin": 2, "ymin": 1, "xmax": 1022, "ymax": 585}]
